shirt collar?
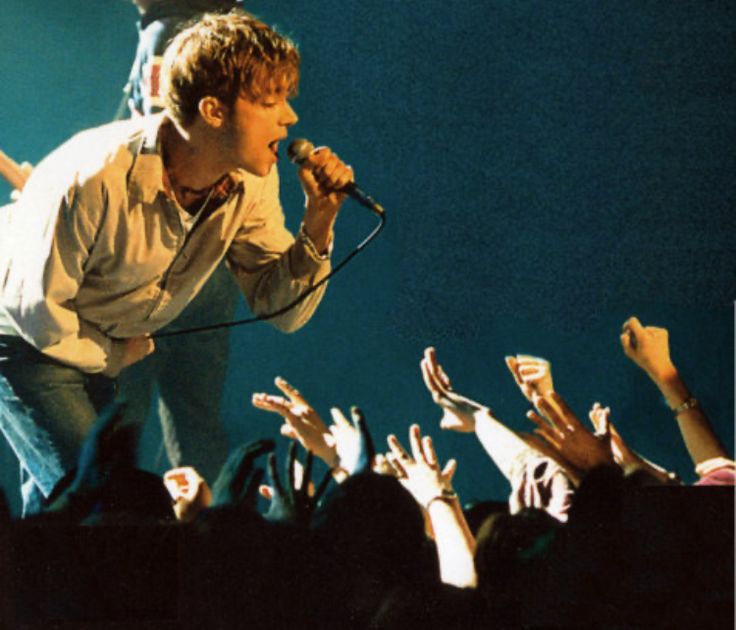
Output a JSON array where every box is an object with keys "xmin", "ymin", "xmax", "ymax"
[{"xmin": 127, "ymin": 113, "xmax": 168, "ymax": 206}]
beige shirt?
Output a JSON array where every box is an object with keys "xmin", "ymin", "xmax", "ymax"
[{"xmin": 0, "ymin": 115, "xmax": 330, "ymax": 375}]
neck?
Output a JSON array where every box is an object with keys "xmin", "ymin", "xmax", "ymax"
[{"xmin": 161, "ymin": 119, "xmax": 230, "ymax": 196}]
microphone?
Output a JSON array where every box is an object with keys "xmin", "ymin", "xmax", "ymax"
[{"xmin": 287, "ymin": 138, "xmax": 385, "ymax": 217}]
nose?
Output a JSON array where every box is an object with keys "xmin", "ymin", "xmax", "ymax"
[{"xmin": 281, "ymin": 101, "xmax": 298, "ymax": 127}]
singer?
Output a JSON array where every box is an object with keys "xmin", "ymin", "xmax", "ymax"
[{"xmin": 0, "ymin": 11, "xmax": 354, "ymax": 515}]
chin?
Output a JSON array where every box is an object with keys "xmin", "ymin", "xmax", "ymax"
[{"xmin": 242, "ymin": 162, "xmax": 273, "ymax": 178}]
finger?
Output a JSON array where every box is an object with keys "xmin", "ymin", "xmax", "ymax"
[
  {"xmin": 211, "ymin": 438, "xmax": 275, "ymax": 505},
  {"xmin": 408, "ymin": 424, "xmax": 426, "ymax": 464},
  {"xmin": 622, "ymin": 316, "xmax": 644, "ymax": 336},
  {"xmin": 533, "ymin": 427, "xmax": 562, "ymax": 451},
  {"xmin": 504, "ymin": 356, "xmax": 524, "ymax": 387},
  {"xmin": 286, "ymin": 442, "xmax": 297, "ymax": 501},
  {"xmin": 330, "ymin": 407, "xmax": 352, "ymax": 429},
  {"xmin": 518, "ymin": 364, "xmax": 546, "ymax": 379},
  {"xmin": 267, "ymin": 452, "xmax": 284, "ymax": 497},
  {"xmin": 387, "ymin": 434, "xmax": 412, "ymax": 462},
  {"xmin": 527, "ymin": 409, "xmax": 563, "ymax": 442},
  {"xmin": 351, "ymin": 406, "xmax": 376, "ymax": 463},
  {"xmin": 274, "ymin": 376, "xmax": 307, "ymax": 405},
  {"xmin": 302, "ymin": 450, "xmax": 314, "ymax": 494},
  {"xmin": 313, "ymin": 469, "xmax": 333, "ymax": 504},
  {"xmin": 420, "ymin": 356, "xmax": 444, "ymax": 400},
  {"xmin": 548, "ymin": 392, "xmax": 584, "ymax": 429},
  {"xmin": 425, "ymin": 347, "xmax": 452, "ymax": 389},
  {"xmin": 526, "ymin": 408, "xmax": 552, "ymax": 431},
  {"xmin": 588, "ymin": 406, "xmax": 603, "ymax": 433},
  {"xmin": 534, "ymin": 393, "xmax": 569, "ymax": 430},
  {"xmin": 620, "ymin": 330, "xmax": 636, "ymax": 355},
  {"xmin": 594, "ymin": 405, "xmax": 611, "ymax": 435},
  {"xmin": 440, "ymin": 458, "xmax": 457, "ymax": 482},
  {"xmin": 436, "ymin": 363, "xmax": 452, "ymax": 390},
  {"xmin": 322, "ymin": 161, "xmax": 353, "ymax": 190},
  {"xmin": 242, "ymin": 467, "xmax": 265, "ymax": 508},
  {"xmin": 621, "ymin": 317, "xmax": 642, "ymax": 351},
  {"xmin": 372, "ymin": 454, "xmax": 391, "ymax": 476},
  {"xmin": 422, "ymin": 435, "xmax": 439, "ymax": 469},
  {"xmin": 334, "ymin": 165, "xmax": 355, "ymax": 190},
  {"xmin": 251, "ymin": 393, "xmax": 291, "ymax": 414},
  {"xmin": 280, "ymin": 423, "xmax": 297, "ymax": 440},
  {"xmin": 386, "ymin": 453, "xmax": 407, "ymax": 478}
]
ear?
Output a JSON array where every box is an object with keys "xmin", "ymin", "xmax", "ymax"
[{"xmin": 198, "ymin": 96, "xmax": 228, "ymax": 128}]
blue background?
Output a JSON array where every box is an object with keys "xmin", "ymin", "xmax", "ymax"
[{"xmin": 1, "ymin": 0, "xmax": 733, "ymax": 515}]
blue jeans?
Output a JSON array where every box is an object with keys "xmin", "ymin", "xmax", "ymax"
[
  {"xmin": 0, "ymin": 336, "xmax": 116, "ymax": 516},
  {"xmin": 117, "ymin": 263, "xmax": 236, "ymax": 483}
]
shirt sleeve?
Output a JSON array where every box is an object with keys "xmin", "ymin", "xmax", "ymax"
[
  {"xmin": 3, "ymin": 179, "xmax": 126, "ymax": 375},
  {"xmin": 225, "ymin": 169, "xmax": 332, "ymax": 333}
]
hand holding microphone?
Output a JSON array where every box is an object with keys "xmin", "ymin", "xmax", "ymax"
[{"xmin": 288, "ymin": 139, "xmax": 384, "ymax": 217}]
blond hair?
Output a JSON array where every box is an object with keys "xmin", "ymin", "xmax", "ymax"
[{"xmin": 162, "ymin": 11, "xmax": 300, "ymax": 126}]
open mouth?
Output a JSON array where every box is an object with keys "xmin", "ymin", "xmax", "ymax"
[{"xmin": 268, "ymin": 140, "xmax": 279, "ymax": 159}]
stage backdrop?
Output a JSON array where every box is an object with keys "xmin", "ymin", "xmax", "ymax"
[{"xmin": 0, "ymin": 0, "xmax": 733, "ymax": 515}]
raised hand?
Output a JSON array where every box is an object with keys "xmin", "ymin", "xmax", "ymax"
[
  {"xmin": 527, "ymin": 392, "xmax": 614, "ymax": 474},
  {"xmin": 620, "ymin": 316, "xmax": 677, "ymax": 383},
  {"xmin": 210, "ymin": 439, "xmax": 274, "ymax": 510},
  {"xmin": 587, "ymin": 403, "xmax": 680, "ymax": 484},
  {"xmin": 505, "ymin": 354, "xmax": 554, "ymax": 403},
  {"xmin": 620, "ymin": 316, "xmax": 727, "ymax": 466},
  {"xmin": 386, "ymin": 424, "xmax": 457, "ymax": 509},
  {"xmin": 252, "ymin": 377, "xmax": 338, "ymax": 468},
  {"xmin": 299, "ymin": 145, "xmax": 355, "ymax": 253},
  {"xmin": 386, "ymin": 424, "xmax": 477, "ymax": 588},
  {"xmin": 164, "ymin": 466, "xmax": 213, "ymax": 523},
  {"xmin": 259, "ymin": 458, "xmax": 314, "ymax": 501},
  {"xmin": 265, "ymin": 442, "xmax": 331, "ymax": 525},
  {"xmin": 589, "ymin": 403, "xmax": 633, "ymax": 467},
  {"xmin": 45, "ymin": 399, "xmax": 139, "ymax": 518},
  {"xmin": 420, "ymin": 346, "xmax": 486, "ymax": 433},
  {"xmin": 328, "ymin": 406, "xmax": 376, "ymax": 476}
]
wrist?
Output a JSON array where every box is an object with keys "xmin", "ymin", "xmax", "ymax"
[
  {"xmin": 424, "ymin": 488, "xmax": 458, "ymax": 511},
  {"xmin": 648, "ymin": 364, "xmax": 679, "ymax": 388},
  {"xmin": 303, "ymin": 208, "xmax": 337, "ymax": 251}
]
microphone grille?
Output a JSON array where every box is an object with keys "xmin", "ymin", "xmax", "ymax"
[{"xmin": 286, "ymin": 138, "xmax": 314, "ymax": 164}]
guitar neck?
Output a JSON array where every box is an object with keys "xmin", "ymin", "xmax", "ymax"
[{"xmin": 0, "ymin": 150, "xmax": 28, "ymax": 191}]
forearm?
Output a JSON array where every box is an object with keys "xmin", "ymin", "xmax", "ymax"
[
  {"xmin": 474, "ymin": 408, "xmax": 531, "ymax": 480},
  {"xmin": 427, "ymin": 495, "xmax": 477, "ymax": 588},
  {"xmin": 652, "ymin": 370, "xmax": 727, "ymax": 465},
  {"xmin": 624, "ymin": 451, "xmax": 681, "ymax": 485},
  {"xmin": 231, "ymin": 228, "xmax": 331, "ymax": 332}
]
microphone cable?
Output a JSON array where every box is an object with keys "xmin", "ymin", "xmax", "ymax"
[{"xmin": 152, "ymin": 205, "xmax": 386, "ymax": 339}]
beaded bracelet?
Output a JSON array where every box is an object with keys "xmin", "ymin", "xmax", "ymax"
[
  {"xmin": 672, "ymin": 396, "xmax": 698, "ymax": 416},
  {"xmin": 425, "ymin": 489, "xmax": 458, "ymax": 510}
]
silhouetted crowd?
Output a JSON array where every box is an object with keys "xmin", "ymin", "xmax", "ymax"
[{"xmin": 2, "ymin": 316, "xmax": 733, "ymax": 629}]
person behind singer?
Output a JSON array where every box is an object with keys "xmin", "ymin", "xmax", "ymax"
[
  {"xmin": 0, "ymin": 11, "xmax": 354, "ymax": 515},
  {"xmin": 117, "ymin": 0, "xmax": 245, "ymax": 488}
]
